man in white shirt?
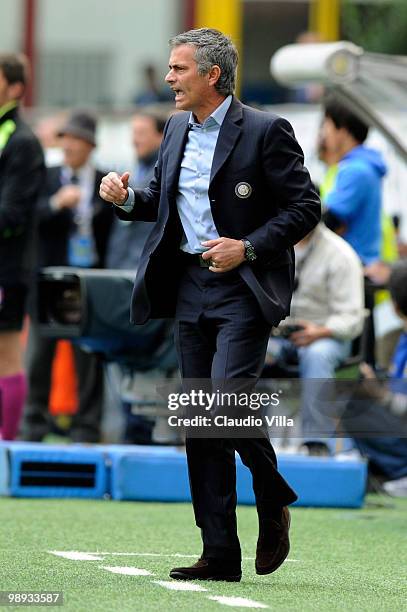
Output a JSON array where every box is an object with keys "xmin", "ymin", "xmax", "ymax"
[{"xmin": 267, "ymin": 223, "xmax": 365, "ymax": 454}]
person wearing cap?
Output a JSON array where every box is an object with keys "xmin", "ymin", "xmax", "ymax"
[
  {"xmin": 22, "ymin": 111, "xmax": 114, "ymax": 443},
  {"xmin": 0, "ymin": 53, "xmax": 44, "ymax": 441}
]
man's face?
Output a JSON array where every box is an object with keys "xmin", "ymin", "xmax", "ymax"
[
  {"xmin": 131, "ymin": 115, "xmax": 163, "ymax": 160},
  {"xmin": 0, "ymin": 69, "xmax": 18, "ymax": 107},
  {"xmin": 165, "ymin": 44, "xmax": 211, "ymax": 113},
  {"xmin": 61, "ymin": 134, "xmax": 94, "ymax": 170},
  {"xmin": 317, "ymin": 122, "xmax": 339, "ymax": 166},
  {"xmin": 320, "ymin": 116, "xmax": 345, "ymax": 160}
]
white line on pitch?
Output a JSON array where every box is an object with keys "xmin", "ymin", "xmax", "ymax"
[
  {"xmin": 153, "ymin": 580, "xmax": 208, "ymax": 592},
  {"xmin": 94, "ymin": 552, "xmax": 198, "ymax": 558},
  {"xmin": 48, "ymin": 551, "xmax": 104, "ymax": 561},
  {"xmin": 209, "ymin": 596, "xmax": 268, "ymax": 608},
  {"xmin": 100, "ymin": 566, "xmax": 152, "ymax": 576},
  {"xmin": 48, "ymin": 551, "xmax": 298, "ymax": 562}
]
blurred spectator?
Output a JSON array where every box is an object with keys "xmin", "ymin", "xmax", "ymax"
[
  {"xmin": 319, "ymin": 98, "xmax": 391, "ymax": 367},
  {"xmin": 321, "ymin": 97, "xmax": 387, "ymax": 265},
  {"xmin": 22, "ymin": 111, "xmax": 114, "ymax": 443},
  {"xmin": 0, "ymin": 53, "xmax": 44, "ymax": 440},
  {"xmin": 132, "ymin": 64, "xmax": 172, "ymax": 105},
  {"xmin": 106, "ymin": 112, "xmax": 166, "ymax": 270},
  {"xmin": 318, "ymin": 113, "xmax": 401, "ymax": 370},
  {"xmin": 316, "ymin": 119, "xmax": 340, "ymax": 197},
  {"xmin": 34, "ymin": 113, "xmax": 65, "ymax": 167},
  {"xmin": 364, "ymin": 209, "xmax": 400, "ymax": 370},
  {"xmin": 106, "ymin": 111, "xmax": 172, "ymax": 444},
  {"xmin": 341, "ymin": 261, "xmax": 407, "ymax": 496},
  {"xmin": 266, "ymin": 223, "xmax": 365, "ymax": 455}
]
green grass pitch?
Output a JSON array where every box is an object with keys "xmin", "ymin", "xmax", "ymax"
[{"xmin": 0, "ymin": 496, "xmax": 406, "ymax": 611}]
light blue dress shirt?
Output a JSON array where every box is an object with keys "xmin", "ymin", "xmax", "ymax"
[{"xmin": 122, "ymin": 95, "xmax": 232, "ymax": 254}]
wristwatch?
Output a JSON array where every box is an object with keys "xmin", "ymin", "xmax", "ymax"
[{"xmin": 241, "ymin": 239, "xmax": 257, "ymax": 262}]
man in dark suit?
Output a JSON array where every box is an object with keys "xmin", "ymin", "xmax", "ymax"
[
  {"xmin": 23, "ymin": 111, "xmax": 114, "ymax": 443},
  {"xmin": 100, "ymin": 28, "xmax": 320, "ymax": 581}
]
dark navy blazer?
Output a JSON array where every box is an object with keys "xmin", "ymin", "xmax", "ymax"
[{"xmin": 115, "ymin": 97, "xmax": 321, "ymax": 325}]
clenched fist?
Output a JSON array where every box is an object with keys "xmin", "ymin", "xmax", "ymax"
[{"xmin": 99, "ymin": 171, "xmax": 130, "ymax": 205}]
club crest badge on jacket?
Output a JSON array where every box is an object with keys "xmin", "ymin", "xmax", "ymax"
[{"xmin": 235, "ymin": 182, "xmax": 252, "ymax": 198}]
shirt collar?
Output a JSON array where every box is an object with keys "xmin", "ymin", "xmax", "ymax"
[
  {"xmin": 189, "ymin": 94, "xmax": 233, "ymax": 129},
  {"xmin": 61, "ymin": 161, "xmax": 93, "ymax": 184}
]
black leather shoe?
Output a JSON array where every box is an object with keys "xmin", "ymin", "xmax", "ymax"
[
  {"xmin": 170, "ymin": 557, "xmax": 242, "ymax": 582},
  {"xmin": 255, "ymin": 506, "xmax": 291, "ymax": 575}
]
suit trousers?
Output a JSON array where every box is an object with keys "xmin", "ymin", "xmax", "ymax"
[
  {"xmin": 174, "ymin": 261, "xmax": 298, "ymax": 562},
  {"xmin": 23, "ymin": 323, "xmax": 104, "ymax": 442}
]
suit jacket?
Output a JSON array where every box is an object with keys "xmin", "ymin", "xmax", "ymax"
[
  {"xmin": 0, "ymin": 106, "xmax": 45, "ymax": 285},
  {"xmin": 116, "ymin": 97, "xmax": 321, "ymax": 325},
  {"xmin": 37, "ymin": 166, "xmax": 114, "ymax": 267}
]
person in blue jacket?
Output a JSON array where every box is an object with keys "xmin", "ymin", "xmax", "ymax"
[{"xmin": 321, "ymin": 97, "xmax": 387, "ymax": 265}]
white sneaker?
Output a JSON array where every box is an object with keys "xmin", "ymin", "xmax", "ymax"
[
  {"xmin": 335, "ymin": 449, "xmax": 363, "ymax": 461},
  {"xmin": 382, "ymin": 476, "xmax": 407, "ymax": 497}
]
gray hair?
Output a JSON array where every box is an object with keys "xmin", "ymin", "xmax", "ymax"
[{"xmin": 169, "ymin": 28, "xmax": 238, "ymax": 97}]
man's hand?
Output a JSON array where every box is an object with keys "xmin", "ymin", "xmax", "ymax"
[
  {"xmin": 290, "ymin": 320, "xmax": 332, "ymax": 347},
  {"xmin": 53, "ymin": 185, "xmax": 81, "ymax": 210},
  {"xmin": 364, "ymin": 261, "xmax": 390, "ymax": 286},
  {"xmin": 99, "ymin": 171, "xmax": 130, "ymax": 205},
  {"xmin": 201, "ymin": 237, "xmax": 245, "ymax": 273},
  {"xmin": 359, "ymin": 362, "xmax": 390, "ymax": 403}
]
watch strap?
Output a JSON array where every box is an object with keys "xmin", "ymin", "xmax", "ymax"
[{"xmin": 241, "ymin": 239, "xmax": 257, "ymax": 262}]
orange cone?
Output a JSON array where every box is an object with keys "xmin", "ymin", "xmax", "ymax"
[{"xmin": 49, "ymin": 340, "xmax": 78, "ymax": 415}]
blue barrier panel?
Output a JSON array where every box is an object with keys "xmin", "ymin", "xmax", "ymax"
[
  {"xmin": 5, "ymin": 442, "xmax": 367, "ymax": 507},
  {"xmin": 108, "ymin": 446, "xmax": 367, "ymax": 508},
  {"xmin": 109, "ymin": 446, "xmax": 190, "ymax": 502},
  {"xmin": 0, "ymin": 443, "xmax": 9, "ymax": 496},
  {"xmin": 236, "ymin": 455, "xmax": 367, "ymax": 508},
  {"xmin": 9, "ymin": 443, "xmax": 108, "ymax": 499}
]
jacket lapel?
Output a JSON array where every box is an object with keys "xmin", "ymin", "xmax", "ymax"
[
  {"xmin": 166, "ymin": 114, "xmax": 190, "ymax": 195},
  {"xmin": 210, "ymin": 97, "xmax": 243, "ymax": 185}
]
